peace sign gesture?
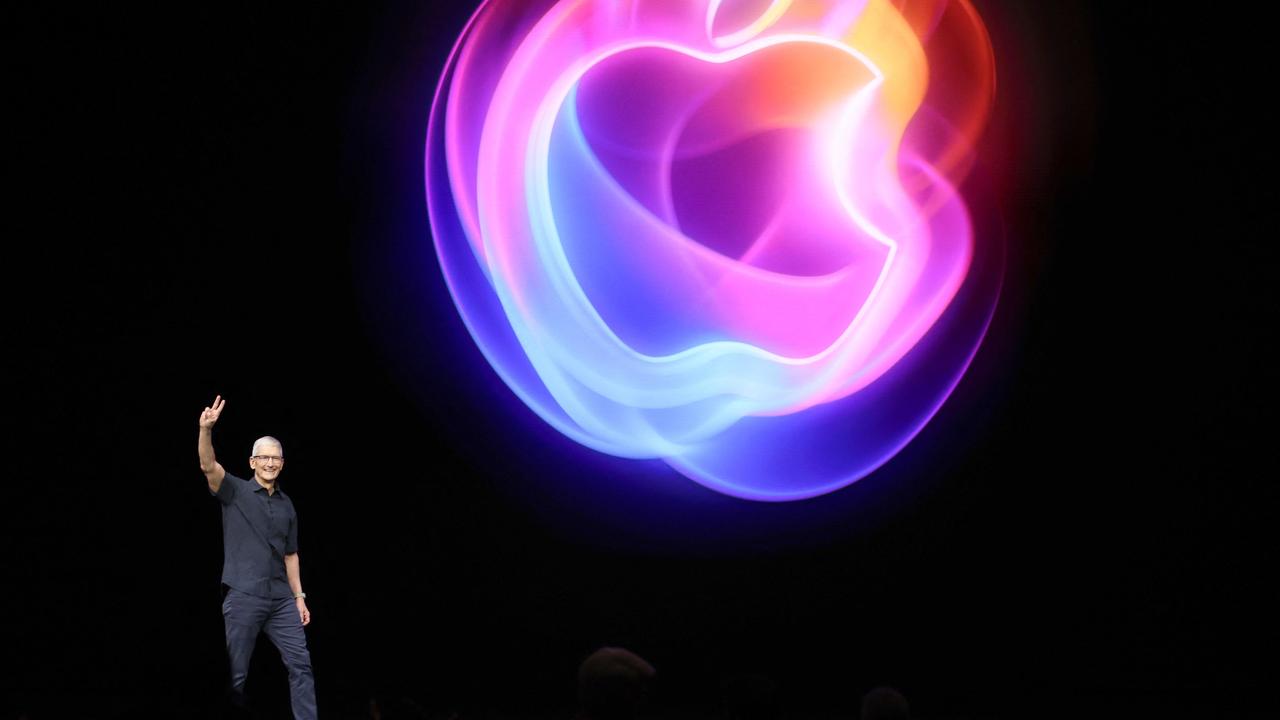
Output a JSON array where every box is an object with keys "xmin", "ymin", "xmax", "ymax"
[{"xmin": 199, "ymin": 395, "xmax": 226, "ymax": 429}]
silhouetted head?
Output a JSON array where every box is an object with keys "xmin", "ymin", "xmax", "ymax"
[
  {"xmin": 577, "ymin": 647, "xmax": 656, "ymax": 720},
  {"xmin": 722, "ymin": 673, "xmax": 780, "ymax": 720},
  {"xmin": 861, "ymin": 686, "xmax": 909, "ymax": 720}
]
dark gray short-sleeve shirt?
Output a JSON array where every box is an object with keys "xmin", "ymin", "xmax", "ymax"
[{"xmin": 213, "ymin": 472, "xmax": 298, "ymax": 599}]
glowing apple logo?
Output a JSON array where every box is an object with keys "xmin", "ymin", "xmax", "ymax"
[{"xmin": 426, "ymin": 0, "xmax": 1000, "ymax": 501}]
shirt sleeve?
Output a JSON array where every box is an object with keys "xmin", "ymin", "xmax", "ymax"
[
  {"xmin": 285, "ymin": 510, "xmax": 299, "ymax": 554},
  {"xmin": 214, "ymin": 472, "xmax": 239, "ymax": 505}
]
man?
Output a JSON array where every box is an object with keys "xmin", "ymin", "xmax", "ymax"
[{"xmin": 199, "ymin": 394, "xmax": 317, "ymax": 719}]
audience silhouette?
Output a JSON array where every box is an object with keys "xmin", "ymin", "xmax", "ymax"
[
  {"xmin": 860, "ymin": 686, "xmax": 910, "ymax": 720},
  {"xmin": 576, "ymin": 647, "xmax": 657, "ymax": 720}
]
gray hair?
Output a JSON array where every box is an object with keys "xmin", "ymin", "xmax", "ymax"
[{"xmin": 252, "ymin": 436, "xmax": 284, "ymax": 457}]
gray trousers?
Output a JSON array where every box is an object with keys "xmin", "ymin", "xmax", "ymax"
[{"xmin": 222, "ymin": 587, "xmax": 317, "ymax": 720}]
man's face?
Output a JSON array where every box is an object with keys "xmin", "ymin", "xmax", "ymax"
[{"xmin": 249, "ymin": 443, "xmax": 285, "ymax": 484}]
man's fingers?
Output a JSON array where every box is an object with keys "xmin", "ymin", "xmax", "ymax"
[{"xmin": 201, "ymin": 395, "xmax": 224, "ymax": 422}]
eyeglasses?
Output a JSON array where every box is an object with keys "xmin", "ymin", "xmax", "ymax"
[{"xmin": 252, "ymin": 455, "xmax": 284, "ymax": 464}]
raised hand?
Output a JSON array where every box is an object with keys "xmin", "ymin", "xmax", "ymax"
[{"xmin": 199, "ymin": 395, "xmax": 226, "ymax": 429}]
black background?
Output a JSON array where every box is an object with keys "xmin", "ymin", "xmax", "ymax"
[{"xmin": 9, "ymin": 1, "xmax": 1276, "ymax": 718}]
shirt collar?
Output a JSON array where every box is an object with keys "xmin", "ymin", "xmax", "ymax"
[{"xmin": 251, "ymin": 478, "xmax": 283, "ymax": 497}]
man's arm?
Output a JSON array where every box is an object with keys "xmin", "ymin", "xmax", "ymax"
[
  {"xmin": 198, "ymin": 395, "xmax": 227, "ymax": 493},
  {"xmin": 285, "ymin": 552, "xmax": 311, "ymax": 626}
]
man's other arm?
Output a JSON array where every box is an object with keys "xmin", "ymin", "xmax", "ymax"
[{"xmin": 285, "ymin": 553, "xmax": 311, "ymax": 626}]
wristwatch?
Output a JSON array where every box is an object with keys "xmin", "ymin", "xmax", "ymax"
[{"xmin": 294, "ymin": 592, "xmax": 307, "ymax": 599}]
